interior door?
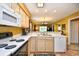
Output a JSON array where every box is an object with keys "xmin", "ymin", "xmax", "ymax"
[{"xmin": 70, "ymin": 21, "xmax": 78, "ymax": 44}]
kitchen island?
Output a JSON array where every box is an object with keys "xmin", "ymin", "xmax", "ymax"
[{"xmin": 0, "ymin": 32, "xmax": 67, "ymax": 56}]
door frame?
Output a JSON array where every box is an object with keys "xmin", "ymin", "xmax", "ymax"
[{"xmin": 68, "ymin": 16, "xmax": 79, "ymax": 45}]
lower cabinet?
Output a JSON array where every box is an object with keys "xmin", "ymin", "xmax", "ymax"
[
  {"xmin": 37, "ymin": 38, "xmax": 45, "ymax": 52},
  {"xmin": 28, "ymin": 37, "xmax": 54, "ymax": 56},
  {"xmin": 45, "ymin": 39, "xmax": 53, "ymax": 52},
  {"xmin": 29, "ymin": 37, "xmax": 36, "ymax": 52},
  {"xmin": 12, "ymin": 36, "xmax": 66, "ymax": 56}
]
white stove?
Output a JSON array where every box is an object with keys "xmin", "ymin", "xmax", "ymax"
[{"xmin": 0, "ymin": 37, "xmax": 26, "ymax": 56}]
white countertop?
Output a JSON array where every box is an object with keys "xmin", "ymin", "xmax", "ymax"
[{"xmin": 0, "ymin": 32, "xmax": 66, "ymax": 56}]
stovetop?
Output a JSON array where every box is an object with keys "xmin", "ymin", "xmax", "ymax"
[
  {"xmin": 9, "ymin": 39, "xmax": 16, "ymax": 42},
  {"xmin": 5, "ymin": 45, "xmax": 16, "ymax": 49},
  {"xmin": 16, "ymin": 39, "xmax": 25, "ymax": 42},
  {"xmin": 0, "ymin": 35, "xmax": 27, "ymax": 56},
  {"xmin": 0, "ymin": 38, "xmax": 25, "ymax": 49},
  {"xmin": 0, "ymin": 44, "xmax": 8, "ymax": 48},
  {"xmin": 9, "ymin": 39, "xmax": 25, "ymax": 42},
  {"xmin": 0, "ymin": 43, "xmax": 17, "ymax": 49}
]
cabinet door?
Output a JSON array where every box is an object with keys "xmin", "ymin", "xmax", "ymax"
[
  {"xmin": 20, "ymin": 8, "xmax": 25, "ymax": 27},
  {"xmin": 19, "ymin": 6, "xmax": 29, "ymax": 28},
  {"xmin": 29, "ymin": 37, "xmax": 36, "ymax": 52},
  {"xmin": 25, "ymin": 15, "xmax": 29, "ymax": 28},
  {"xmin": 11, "ymin": 3, "xmax": 20, "ymax": 13},
  {"xmin": 37, "ymin": 38, "xmax": 45, "ymax": 52},
  {"xmin": 54, "ymin": 37, "xmax": 66, "ymax": 52},
  {"xmin": 22, "ymin": 13, "xmax": 26, "ymax": 28},
  {"xmin": 45, "ymin": 38, "xmax": 53, "ymax": 52}
]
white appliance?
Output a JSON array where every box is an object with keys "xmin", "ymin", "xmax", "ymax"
[
  {"xmin": 54, "ymin": 37, "xmax": 66, "ymax": 52},
  {"xmin": 0, "ymin": 5, "xmax": 21, "ymax": 27}
]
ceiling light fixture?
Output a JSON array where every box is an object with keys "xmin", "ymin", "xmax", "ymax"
[
  {"xmin": 53, "ymin": 10, "xmax": 56, "ymax": 13},
  {"xmin": 37, "ymin": 3, "xmax": 44, "ymax": 8}
]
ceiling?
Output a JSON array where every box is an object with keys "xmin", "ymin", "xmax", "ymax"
[{"xmin": 25, "ymin": 3, "xmax": 79, "ymax": 25}]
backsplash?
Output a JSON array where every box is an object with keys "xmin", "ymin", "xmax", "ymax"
[{"xmin": 0, "ymin": 26, "xmax": 22, "ymax": 36}]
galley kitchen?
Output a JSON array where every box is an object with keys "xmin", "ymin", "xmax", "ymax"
[{"xmin": 0, "ymin": 3, "xmax": 79, "ymax": 56}]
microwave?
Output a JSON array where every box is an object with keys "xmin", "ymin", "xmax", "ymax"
[{"xmin": 0, "ymin": 5, "xmax": 21, "ymax": 27}]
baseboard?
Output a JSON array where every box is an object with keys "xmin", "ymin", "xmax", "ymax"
[{"xmin": 71, "ymin": 43, "xmax": 79, "ymax": 45}]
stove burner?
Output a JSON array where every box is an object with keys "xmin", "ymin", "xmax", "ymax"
[
  {"xmin": 5, "ymin": 45, "xmax": 16, "ymax": 49},
  {"xmin": 9, "ymin": 39, "xmax": 16, "ymax": 42},
  {"xmin": 0, "ymin": 44, "xmax": 8, "ymax": 48},
  {"xmin": 16, "ymin": 39, "xmax": 25, "ymax": 42}
]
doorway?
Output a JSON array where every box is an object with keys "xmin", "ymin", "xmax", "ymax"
[{"xmin": 69, "ymin": 18, "xmax": 79, "ymax": 50}]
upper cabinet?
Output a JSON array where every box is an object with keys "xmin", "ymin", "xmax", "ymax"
[
  {"xmin": 0, "ymin": 3, "xmax": 31, "ymax": 28},
  {"xmin": 19, "ymin": 8, "xmax": 25, "ymax": 27},
  {"xmin": 24, "ymin": 14, "xmax": 29, "ymax": 28},
  {"xmin": 19, "ymin": 8, "xmax": 29, "ymax": 28},
  {"xmin": 18, "ymin": 3, "xmax": 31, "ymax": 28},
  {"xmin": 11, "ymin": 3, "xmax": 20, "ymax": 14}
]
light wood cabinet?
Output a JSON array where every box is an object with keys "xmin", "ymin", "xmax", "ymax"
[
  {"xmin": 37, "ymin": 38, "xmax": 45, "ymax": 52},
  {"xmin": 9, "ymin": 3, "xmax": 29, "ymax": 28},
  {"xmin": 28, "ymin": 37, "xmax": 54, "ymax": 55},
  {"xmin": 20, "ymin": 9, "xmax": 25, "ymax": 27},
  {"xmin": 29, "ymin": 37, "xmax": 36, "ymax": 52},
  {"xmin": 36, "ymin": 37, "xmax": 53, "ymax": 52},
  {"xmin": 19, "ymin": 7, "xmax": 29, "ymax": 28},
  {"xmin": 25, "ymin": 15, "xmax": 29, "ymax": 28},
  {"xmin": 11, "ymin": 3, "xmax": 20, "ymax": 14},
  {"xmin": 45, "ymin": 38, "xmax": 53, "ymax": 52}
]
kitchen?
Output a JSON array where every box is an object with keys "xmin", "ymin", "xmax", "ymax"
[{"xmin": 0, "ymin": 3, "xmax": 79, "ymax": 56}]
